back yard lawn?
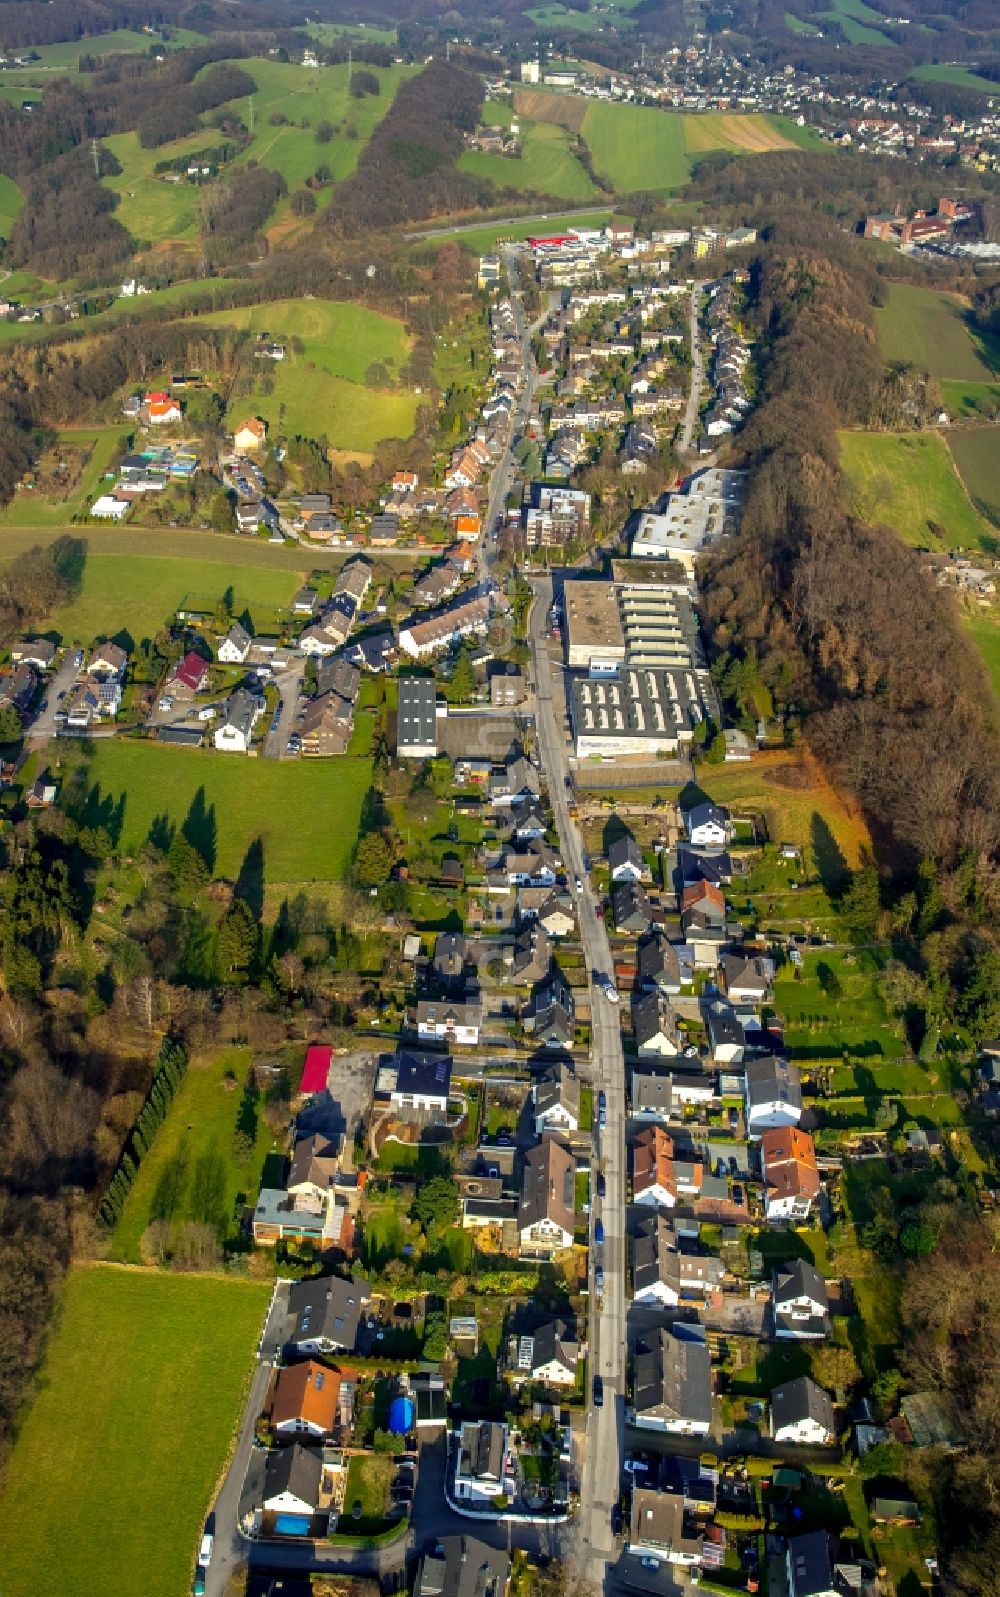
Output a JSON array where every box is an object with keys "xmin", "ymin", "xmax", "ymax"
[
  {"xmin": 694, "ymin": 750, "xmax": 870, "ymax": 868},
  {"xmin": 0, "ymin": 1266, "xmax": 268, "ymax": 1597},
  {"xmin": 109, "ymin": 1046, "xmax": 279, "ymax": 1262},
  {"xmin": 774, "ymin": 949, "xmax": 905, "ymax": 1063}
]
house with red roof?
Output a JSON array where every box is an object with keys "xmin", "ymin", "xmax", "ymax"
[
  {"xmin": 164, "ymin": 651, "xmax": 211, "ymax": 698},
  {"xmin": 300, "ymin": 1044, "xmax": 332, "ymax": 1097}
]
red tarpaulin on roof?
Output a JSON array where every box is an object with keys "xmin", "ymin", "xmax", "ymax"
[{"xmin": 300, "ymin": 1044, "xmax": 332, "ymax": 1095}]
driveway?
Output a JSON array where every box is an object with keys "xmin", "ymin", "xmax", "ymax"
[
  {"xmin": 26, "ymin": 649, "xmax": 80, "ymax": 744},
  {"xmin": 263, "ymin": 661, "xmax": 304, "ymax": 759}
]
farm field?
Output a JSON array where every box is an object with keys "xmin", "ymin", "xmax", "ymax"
[
  {"xmin": 0, "ymin": 427, "xmax": 121, "ymax": 527},
  {"xmin": 0, "ymin": 172, "xmax": 24, "ymax": 236},
  {"xmin": 816, "ymin": 0, "xmax": 895, "ymax": 46},
  {"xmin": 838, "ymin": 429, "xmax": 991, "ymax": 551},
  {"xmin": 190, "ymin": 298, "xmax": 411, "ymax": 387},
  {"xmin": 0, "ymin": 1266, "xmax": 267, "ymax": 1597},
  {"xmin": 964, "ymin": 613, "xmax": 1000, "ymax": 701},
  {"xmin": 940, "ymin": 379, "xmax": 1000, "ymax": 419},
  {"xmin": 581, "ymin": 102, "xmax": 691, "ymax": 192},
  {"xmin": 36, "ymin": 547, "xmax": 302, "ymax": 645},
  {"xmin": 460, "ymin": 119, "xmax": 597, "ymax": 202},
  {"xmin": 948, "ymin": 425, "xmax": 1000, "ymax": 528},
  {"xmin": 110, "ymin": 1047, "xmax": 280, "ymax": 1262},
  {"xmin": 524, "ymin": 2, "xmax": 627, "ymax": 30},
  {"xmin": 0, "ymin": 521, "xmax": 347, "ymax": 571},
  {"xmin": 102, "ymin": 129, "xmax": 210, "ymax": 246},
  {"xmin": 785, "ymin": 10, "xmax": 822, "ymax": 31},
  {"xmin": 306, "ymin": 21, "xmax": 398, "ymax": 44},
  {"xmin": 680, "ymin": 112, "xmax": 798, "ymax": 155},
  {"xmin": 876, "ymin": 283, "xmax": 1000, "ymax": 382},
  {"xmin": 910, "ymin": 62, "xmax": 1000, "ymax": 92},
  {"xmin": 75, "ymin": 739, "xmax": 373, "ymax": 883}
]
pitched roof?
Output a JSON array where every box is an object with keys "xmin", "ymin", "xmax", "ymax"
[
  {"xmin": 269, "ymin": 1359, "xmax": 340, "ymax": 1432},
  {"xmin": 773, "ymin": 1258, "xmax": 828, "ymax": 1309},
  {"xmin": 518, "ymin": 1137, "xmax": 575, "ymax": 1237},
  {"xmin": 417, "ymin": 1537, "xmax": 510, "ymax": 1597},
  {"xmin": 287, "ymin": 1133, "xmax": 339, "ymax": 1192},
  {"xmin": 745, "ymin": 1055, "xmax": 802, "ymax": 1114},
  {"xmin": 633, "ymin": 1325, "xmax": 712, "ymax": 1426},
  {"xmin": 680, "ymin": 880, "xmax": 726, "ymax": 916},
  {"xmin": 287, "ymin": 1272, "xmax": 370, "ymax": 1349},
  {"xmin": 263, "ymin": 1442, "xmax": 323, "ymax": 1508},
  {"xmin": 771, "ymin": 1376, "xmax": 835, "ymax": 1437},
  {"xmin": 761, "ymin": 1126, "xmax": 820, "ymax": 1204},
  {"xmin": 169, "ymin": 650, "xmax": 210, "ymax": 690},
  {"xmin": 300, "ymin": 1044, "xmax": 332, "ymax": 1096},
  {"xmin": 529, "ymin": 1316, "xmax": 578, "ymax": 1374},
  {"xmin": 535, "ymin": 1066, "xmax": 581, "ymax": 1123},
  {"xmin": 632, "ymin": 1125, "xmax": 703, "ymax": 1202}
]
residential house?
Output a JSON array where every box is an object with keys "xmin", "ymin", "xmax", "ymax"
[
  {"xmin": 398, "ymin": 594, "xmax": 491, "ymax": 660},
  {"xmin": 785, "ymin": 1532, "xmax": 846, "ymax": 1597},
  {"xmin": 416, "ymin": 1538, "xmax": 510, "ymax": 1597},
  {"xmin": 677, "ymin": 847, "xmax": 733, "ymax": 889},
  {"xmin": 218, "ymin": 622, "xmax": 251, "ymax": 664},
  {"xmin": 269, "ymin": 1360, "xmax": 341, "ymax": 1441},
  {"xmin": 518, "ymin": 1137, "xmax": 576, "ymax": 1256},
  {"xmin": 503, "ymin": 841, "xmax": 558, "ymax": 888},
  {"xmin": 761, "ymin": 1126, "xmax": 821, "ymax": 1222},
  {"xmin": 773, "ymin": 1260, "xmax": 830, "ymax": 1341},
  {"xmin": 454, "ymin": 1421, "xmax": 509, "ymax": 1503},
  {"xmin": 165, "ymin": 650, "xmax": 211, "ymax": 697},
  {"xmin": 515, "ymin": 1318, "xmax": 579, "ymax": 1386},
  {"xmin": 632, "ymin": 1325, "xmax": 713, "ymax": 1436},
  {"xmin": 293, "ymin": 586, "xmax": 319, "ymax": 616},
  {"xmin": 529, "ymin": 976, "xmax": 575, "ymax": 1052},
  {"xmin": 722, "ymin": 950, "xmax": 774, "ymax": 1004},
  {"xmin": 506, "ymin": 798, "xmax": 547, "ymax": 843},
  {"xmin": 300, "ymin": 692, "xmax": 354, "ymax": 757},
  {"xmin": 771, "ymin": 1377, "xmax": 836, "ymax": 1447},
  {"xmin": 627, "ymin": 1489, "xmax": 706, "ymax": 1567},
  {"xmin": 745, "ymin": 1056, "xmax": 802, "ymax": 1135},
  {"xmin": 512, "ymin": 921, "xmax": 552, "ymax": 986},
  {"xmin": 632, "ymin": 1213, "xmax": 725, "ymax": 1307},
  {"xmin": 533, "ymin": 1066, "xmax": 581, "ymax": 1135},
  {"xmin": 679, "ymin": 880, "xmax": 726, "ymax": 926},
  {"xmin": 613, "ymin": 880, "xmax": 654, "ymax": 935},
  {"xmin": 704, "ymin": 1001, "xmax": 745, "ymax": 1064},
  {"xmin": 214, "ymin": 687, "xmax": 263, "ymax": 753},
  {"xmin": 609, "ymin": 833, "xmax": 649, "ymax": 883},
  {"xmin": 89, "ymin": 642, "xmax": 128, "ymax": 679},
  {"xmin": 633, "ymin": 1126, "xmax": 703, "ymax": 1210},
  {"xmin": 534, "ymin": 890, "xmax": 576, "ymax": 940},
  {"xmin": 433, "ymin": 931, "xmax": 471, "ymax": 985},
  {"xmin": 286, "ymin": 1135, "xmax": 339, "ymax": 1204},
  {"xmin": 633, "ymin": 992, "xmax": 684, "ymax": 1059},
  {"xmin": 316, "ymin": 656, "xmax": 361, "ymax": 707},
  {"xmin": 27, "ymin": 769, "xmax": 58, "ymax": 808},
  {"xmin": 416, "ymin": 997, "xmax": 482, "ymax": 1048},
  {"xmin": 391, "ymin": 1051, "xmax": 453, "ymax": 1114},
  {"xmin": 490, "ymin": 670, "xmax": 525, "ymax": 707},
  {"xmin": 490, "ymin": 755, "xmax": 540, "ymax": 808},
  {"xmin": 631, "ymin": 1070, "xmax": 714, "ymax": 1122},
  {"xmin": 10, "ymin": 639, "xmax": 55, "ymax": 670},
  {"xmin": 684, "ymin": 803, "xmax": 732, "ymax": 848},
  {"xmin": 285, "ymin": 1273, "xmax": 370, "ymax": 1355},
  {"xmin": 637, "ymin": 932, "xmax": 683, "ymax": 998},
  {"xmin": 234, "ymin": 416, "xmax": 267, "ymax": 452},
  {"xmin": 334, "ymin": 558, "xmax": 373, "ymax": 607},
  {"xmin": 262, "ymin": 1444, "xmax": 322, "ymax": 1516},
  {"xmin": 0, "ymin": 663, "xmax": 36, "ymax": 715}
]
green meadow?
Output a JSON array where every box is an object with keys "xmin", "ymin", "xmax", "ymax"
[
  {"xmin": 460, "ymin": 119, "xmax": 597, "ymax": 202},
  {"xmin": 876, "ymin": 283, "xmax": 1000, "ymax": 383},
  {"xmin": 190, "ymin": 297, "xmax": 411, "ymax": 386},
  {"xmin": 948, "ymin": 425, "xmax": 1000, "ymax": 529},
  {"xmin": 0, "ymin": 172, "xmax": 24, "ymax": 236},
  {"xmin": 838, "ymin": 429, "xmax": 993, "ymax": 551},
  {"xmin": 0, "ymin": 1266, "xmax": 267, "ymax": 1597}
]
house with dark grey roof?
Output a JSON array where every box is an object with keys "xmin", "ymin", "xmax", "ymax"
[
  {"xmin": 676, "ymin": 847, "xmax": 733, "ymax": 888},
  {"xmin": 534, "ymin": 889, "xmax": 576, "ymax": 940},
  {"xmin": 785, "ymin": 1531, "xmax": 842, "ymax": 1597},
  {"xmin": 771, "ymin": 1376, "xmax": 836, "ymax": 1446},
  {"xmin": 416, "ymin": 1536, "xmax": 510, "ymax": 1597},
  {"xmin": 704, "ymin": 1000, "xmax": 745, "ymax": 1064},
  {"xmin": 609, "ymin": 832, "xmax": 649, "ymax": 883},
  {"xmin": 533, "ymin": 1065, "xmax": 581, "ymax": 1134},
  {"xmin": 263, "ymin": 1442, "xmax": 323, "ymax": 1515},
  {"xmin": 632, "ymin": 1213, "xmax": 725, "ymax": 1307},
  {"xmin": 397, "ymin": 677, "xmax": 439, "ymax": 758},
  {"xmin": 455, "ymin": 1420, "xmax": 509, "ymax": 1503},
  {"xmin": 637, "ymin": 931, "xmax": 682, "ymax": 997},
  {"xmin": 214, "ymin": 686, "xmax": 263, "ymax": 753},
  {"xmin": 434, "ymin": 931, "xmax": 471, "ymax": 984},
  {"xmin": 391, "ymin": 1051, "xmax": 453, "ymax": 1113},
  {"xmin": 722, "ymin": 949, "xmax": 774, "ymax": 1004},
  {"xmin": 515, "ymin": 1317, "xmax": 579, "ymax": 1385},
  {"xmin": 632, "ymin": 1325, "xmax": 713, "ymax": 1436},
  {"xmin": 286, "ymin": 1134, "xmax": 339, "ymax": 1203},
  {"xmin": 745, "ymin": 1055, "xmax": 802, "ymax": 1135},
  {"xmin": 512, "ymin": 921, "xmax": 552, "ymax": 985},
  {"xmin": 773, "ymin": 1260, "xmax": 830, "ymax": 1341},
  {"xmin": 613, "ymin": 880, "xmax": 654, "ymax": 935},
  {"xmin": 529, "ymin": 975, "xmax": 575, "ymax": 1052},
  {"xmin": 684, "ymin": 802, "xmax": 731, "ymax": 848},
  {"xmin": 633, "ymin": 991, "xmax": 684, "ymax": 1058},
  {"xmin": 286, "ymin": 1273, "xmax": 370, "ymax": 1355}
]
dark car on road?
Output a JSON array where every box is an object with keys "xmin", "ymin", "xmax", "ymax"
[{"xmin": 593, "ymin": 1375, "xmax": 603, "ymax": 1407}]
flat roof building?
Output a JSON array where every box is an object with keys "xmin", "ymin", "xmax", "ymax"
[
  {"xmin": 571, "ymin": 668, "xmax": 705, "ymax": 759},
  {"xmin": 397, "ymin": 677, "xmax": 439, "ymax": 758},
  {"xmin": 563, "ymin": 580, "xmax": 625, "ymax": 672}
]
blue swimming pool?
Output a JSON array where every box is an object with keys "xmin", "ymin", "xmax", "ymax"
[{"xmin": 274, "ymin": 1513, "xmax": 312, "ymax": 1536}]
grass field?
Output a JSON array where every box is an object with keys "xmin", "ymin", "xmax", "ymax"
[
  {"xmin": 38, "ymin": 547, "xmax": 302, "ymax": 645},
  {"xmin": 460, "ymin": 118, "xmax": 597, "ymax": 202},
  {"xmin": 775, "ymin": 949, "xmax": 905, "ymax": 1063},
  {"xmin": 948, "ymin": 425, "xmax": 1000, "ymax": 529},
  {"xmin": 785, "ymin": 10, "xmax": 822, "ymax": 31},
  {"xmin": 698, "ymin": 749, "xmax": 870, "ymax": 867},
  {"xmin": 910, "ymin": 62, "xmax": 1000, "ymax": 92},
  {"xmin": 0, "ymin": 172, "xmax": 24, "ymax": 237},
  {"xmin": 838, "ymin": 429, "xmax": 992, "ymax": 551},
  {"xmin": 816, "ymin": 0, "xmax": 895, "ymax": 46},
  {"xmin": 524, "ymin": 2, "xmax": 629, "ymax": 31},
  {"xmin": 581, "ymin": 102, "xmax": 691, "ymax": 192},
  {"xmin": 420, "ymin": 210, "xmax": 614, "ymax": 252},
  {"xmin": 191, "ymin": 298, "xmax": 411, "ymax": 387},
  {"xmin": 0, "ymin": 427, "xmax": 121, "ymax": 527},
  {"xmin": 0, "ymin": 1266, "xmax": 267, "ymax": 1597},
  {"xmin": 110, "ymin": 1046, "xmax": 280, "ymax": 1262},
  {"xmin": 0, "ymin": 277, "xmax": 245, "ymax": 347},
  {"xmin": 681, "ymin": 112, "xmax": 797, "ymax": 155},
  {"xmin": 27, "ymin": 26, "xmax": 207, "ymax": 69},
  {"xmin": 102, "ymin": 129, "xmax": 210, "ymax": 246},
  {"xmin": 75, "ymin": 739, "xmax": 373, "ymax": 883},
  {"xmin": 244, "ymin": 364, "xmax": 419, "ymax": 453},
  {"xmin": 940, "ymin": 379, "xmax": 1000, "ymax": 419},
  {"xmin": 876, "ymin": 283, "xmax": 1000, "ymax": 382},
  {"xmin": 964, "ymin": 613, "xmax": 1000, "ymax": 701}
]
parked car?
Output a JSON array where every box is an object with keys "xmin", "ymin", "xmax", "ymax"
[
  {"xmin": 611, "ymin": 1503, "xmax": 623, "ymax": 1536},
  {"xmin": 594, "ymin": 1219, "xmax": 604, "ymax": 1246},
  {"xmin": 594, "ymin": 1266, "xmax": 604, "ymax": 1294},
  {"xmin": 598, "ymin": 1091, "xmax": 607, "ymax": 1129},
  {"xmin": 597, "ymin": 1172, "xmax": 606, "ymax": 1198},
  {"xmin": 592, "ymin": 1374, "xmax": 603, "ymax": 1407}
]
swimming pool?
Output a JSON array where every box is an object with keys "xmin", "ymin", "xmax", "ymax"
[{"xmin": 273, "ymin": 1513, "xmax": 312, "ymax": 1536}]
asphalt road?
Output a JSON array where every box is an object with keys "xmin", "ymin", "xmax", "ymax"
[
  {"xmin": 26, "ymin": 649, "xmax": 80, "ymax": 744},
  {"xmin": 263, "ymin": 661, "xmax": 305, "ymax": 759},
  {"xmin": 528, "ymin": 576, "xmax": 627, "ymax": 1589}
]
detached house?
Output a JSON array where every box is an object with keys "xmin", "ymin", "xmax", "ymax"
[
  {"xmin": 165, "ymin": 650, "xmax": 211, "ymax": 697},
  {"xmin": 609, "ymin": 833, "xmax": 649, "ymax": 883},
  {"xmin": 263, "ymin": 1444, "xmax": 322, "ymax": 1518},
  {"xmin": 518, "ymin": 1137, "xmax": 576, "ymax": 1257},
  {"xmin": 745, "ymin": 1056, "xmax": 803, "ymax": 1135},
  {"xmin": 286, "ymin": 1135, "xmax": 339, "ymax": 1204},
  {"xmin": 637, "ymin": 931, "xmax": 683, "ymax": 997},
  {"xmin": 684, "ymin": 802, "xmax": 732, "ymax": 849},
  {"xmin": 722, "ymin": 949, "xmax": 774, "ymax": 1004},
  {"xmin": 633, "ymin": 992, "xmax": 684, "ymax": 1059},
  {"xmin": 633, "ymin": 1126, "xmax": 703, "ymax": 1209},
  {"xmin": 234, "ymin": 416, "xmax": 267, "ymax": 452},
  {"xmin": 771, "ymin": 1377, "xmax": 836, "ymax": 1447},
  {"xmin": 417, "ymin": 1538, "xmax": 510, "ymax": 1597},
  {"xmin": 268, "ymin": 1360, "xmax": 341, "ymax": 1441},
  {"xmin": 218, "ymin": 622, "xmax": 251, "ymax": 664},
  {"xmin": 533, "ymin": 1066, "xmax": 580, "ymax": 1135},
  {"xmin": 632, "ymin": 1213, "xmax": 725, "ymax": 1307},
  {"xmin": 632, "ymin": 1325, "xmax": 713, "ymax": 1436},
  {"xmin": 455, "ymin": 1421, "xmax": 509, "ymax": 1504},
  {"xmin": 515, "ymin": 1318, "xmax": 579, "ymax": 1386},
  {"xmin": 529, "ymin": 975, "xmax": 575, "ymax": 1052},
  {"xmin": 761, "ymin": 1126, "xmax": 821, "ymax": 1222},
  {"xmin": 613, "ymin": 880, "xmax": 655, "ymax": 936},
  {"xmin": 285, "ymin": 1273, "xmax": 370, "ymax": 1356},
  {"xmin": 416, "ymin": 997, "xmax": 482, "ymax": 1047},
  {"xmin": 773, "ymin": 1260, "xmax": 830, "ymax": 1341},
  {"xmin": 214, "ymin": 687, "xmax": 263, "ymax": 753}
]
